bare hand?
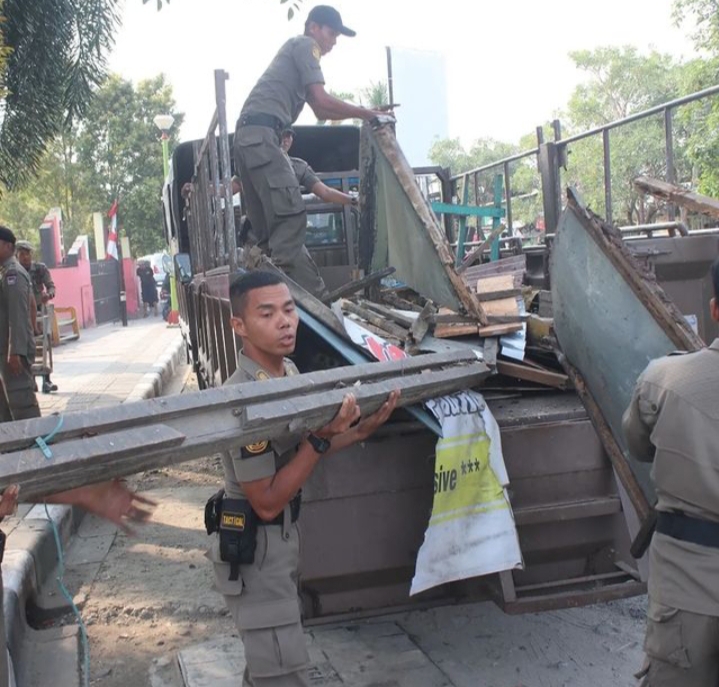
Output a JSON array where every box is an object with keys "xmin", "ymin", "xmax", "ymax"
[
  {"xmin": 41, "ymin": 293, "xmax": 52, "ymax": 303},
  {"xmin": 354, "ymin": 390, "xmax": 400, "ymax": 441},
  {"xmin": 7, "ymin": 355, "xmax": 22, "ymax": 376},
  {"xmin": 78, "ymin": 480, "xmax": 157, "ymax": 535},
  {"xmin": 315, "ymin": 393, "xmax": 361, "ymax": 439},
  {"xmin": 0, "ymin": 485, "xmax": 20, "ymax": 519}
]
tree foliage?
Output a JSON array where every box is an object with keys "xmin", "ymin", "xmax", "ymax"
[
  {"xmin": 0, "ymin": 0, "xmax": 120, "ymax": 190},
  {"xmin": 0, "ymin": 74, "xmax": 183, "ymax": 257}
]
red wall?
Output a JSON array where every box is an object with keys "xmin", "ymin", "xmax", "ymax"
[{"xmin": 50, "ymin": 259, "xmax": 95, "ymax": 328}]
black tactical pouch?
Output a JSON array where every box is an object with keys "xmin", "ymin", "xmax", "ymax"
[
  {"xmin": 219, "ymin": 497, "xmax": 258, "ymax": 580},
  {"xmin": 204, "ymin": 488, "xmax": 225, "ymax": 535}
]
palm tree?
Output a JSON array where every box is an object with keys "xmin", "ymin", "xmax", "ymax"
[
  {"xmin": 360, "ymin": 81, "xmax": 390, "ymax": 109},
  {"xmin": 0, "ymin": 0, "xmax": 120, "ymax": 190}
]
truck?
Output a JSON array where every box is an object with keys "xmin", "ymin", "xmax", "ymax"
[{"xmin": 161, "ymin": 69, "xmax": 719, "ymax": 622}]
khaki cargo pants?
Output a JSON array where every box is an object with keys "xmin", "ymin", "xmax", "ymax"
[
  {"xmin": 0, "ymin": 356, "xmax": 40, "ymax": 422},
  {"xmin": 234, "ymin": 124, "xmax": 327, "ymax": 300},
  {"xmin": 637, "ymin": 597, "xmax": 719, "ymax": 686},
  {"xmin": 209, "ymin": 520, "xmax": 309, "ymax": 686}
]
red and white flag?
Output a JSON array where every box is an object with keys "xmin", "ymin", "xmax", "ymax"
[{"xmin": 106, "ymin": 199, "xmax": 119, "ymax": 260}]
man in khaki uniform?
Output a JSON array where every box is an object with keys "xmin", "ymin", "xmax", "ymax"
[
  {"xmin": 623, "ymin": 257, "xmax": 719, "ymax": 686},
  {"xmin": 16, "ymin": 240, "xmax": 58, "ymax": 393},
  {"xmin": 207, "ymin": 271, "xmax": 398, "ymax": 686},
  {"xmin": 234, "ymin": 5, "xmax": 390, "ymax": 298},
  {"xmin": 0, "ymin": 227, "xmax": 40, "ymax": 421}
]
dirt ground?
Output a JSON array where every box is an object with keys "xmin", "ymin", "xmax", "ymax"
[{"xmin": 43, "ymin": 366, "xmax": 648, "ymax": 687}]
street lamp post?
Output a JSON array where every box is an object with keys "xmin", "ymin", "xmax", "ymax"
[{"xmin": 153, "ymin": 114, "xmax": 179, "ymax": 325}]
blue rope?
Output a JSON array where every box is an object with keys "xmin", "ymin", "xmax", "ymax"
[
  {"xmin": 35, "ymin": 414, "xmax": 64, "ymax": 459},
  {"xmin": 39, "ymin": 412, "xmax": 90, "ymax": 686}
]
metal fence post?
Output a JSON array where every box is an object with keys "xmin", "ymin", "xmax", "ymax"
[{"xmin": 538, "ymin": 142, "xmax": 562, "ymax": 234}]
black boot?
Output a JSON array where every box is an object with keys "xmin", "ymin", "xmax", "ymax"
[{"xmin": 42, "ymin": 376, "xmax": 58, "ymax": 394}]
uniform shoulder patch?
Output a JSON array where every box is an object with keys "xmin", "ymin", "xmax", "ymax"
[
  {"xmin": 312, "ymin": 45, "xmax": 321, "ymax": 61},
  {"xmin": 5, "ymin": 273, "xmax": 16, "ymax": 286},
  {"xmin": 241, "ymin": 440, "xmax": 271, "ymax": 458}
]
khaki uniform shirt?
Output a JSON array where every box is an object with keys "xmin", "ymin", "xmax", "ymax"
[
  {"xmin": 28, "ymin": 261, "xmax": 55, "ymax": 303},
  {"xmin": 220, "ymin": 351, "xmax": 301, "ymax": 499},
  {"xmin": 289, "ymin": 156, "xmax": 320, "ymax": 193},
  {"xmin": 240, "ymin": 35, "xmax": 325, "ymax": 126},
  {"xmin": 622, "ymin": 340, "xmax": 719, "ymax": 615},
  {"xmin": 0, "ymin": 256, "xmax": 34, "ymax": 359}
]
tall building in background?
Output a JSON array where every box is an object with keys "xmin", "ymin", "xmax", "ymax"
[{"xmin": 387, "ymin": 47, "xmax": 449, "ymax": 167}]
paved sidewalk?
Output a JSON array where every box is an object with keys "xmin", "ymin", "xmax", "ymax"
[
  {"xmin": 2, "ymin": 317, "xmax": 186, "ymax": 687},
  {"xmin": 38, "ymin": 317, "xmax": 183, "ymax": 415}
]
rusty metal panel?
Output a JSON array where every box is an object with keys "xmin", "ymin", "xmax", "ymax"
[{"xmin": 550, "ymin": 195, "xmax": 703, "ymax": 504}]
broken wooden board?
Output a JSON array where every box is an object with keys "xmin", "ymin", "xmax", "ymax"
[
  {"xmin": 550, "ymin": 189, "xmax": 704, "ymax": 514},
  {"xmin": 0, "ymin": 351, "xmax": 489, "ymax": 500},
  {"xmin": 462, "ymin": 255, "xmax": 527, "ymax": 285},
  {"xmin": 496, "ymin": 360, "xmax": 570, "ymax": 390},
  {"xmin": 358, "ymin": 123, "xmax": 487, "ymax": 324},
  {"xmin": 634, "ymin": 175, "xmax": 719, "ymax": 220}
]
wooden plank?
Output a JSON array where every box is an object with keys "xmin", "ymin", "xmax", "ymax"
[
  {"xmin": 456, "ymin": 223, "xmax": 507, "ymax": 274},
  {"xmin": 359, "ymin": 300, "xmax": 417, "ymax": 329},
  {"xmin": 482, "ymin": 337, "xmax": 499, "ymax": 367},
  {"xmin": 478, "ymin": 323, "xmax": 523, "ymax": 337},
  {"xmin": 481, "ymin": 297, "xmax": 519, "ymax": 318},
  {"xmin": 556, "ymin": 351, "xmax": 651, "ymax": 523},
  {"xmin": 476, "ymin": 289, "xmax": 522, "ymax": 301},
  {"xmin": 0, "ymin": 358, "xmax": 488, "ymax": 500},
  {"xmin": 634, "ymin": 175, "xmax": 719, "ymax": 220},
  {"xmin": 476, "ymin": 274, "xmax": 515, "ymax": 293},
  {"xmin": 244, "ymin": 364, "xmax": 490, "ymax": 434},
  {"xmin": 343, "ymin": 302, "xmax": 409, "ymax": 340},
  {"xmin": 0, "ymin": 351, "xmax": 479, "ymax": 453},
  {"xmin": 409, "ymin": 301, "xmax": 435, "ymax": 345},
  {"xmin": 433, "ymin": 323, "xmax": 479, "ymax": 338},
  {"xmin": 322, "ymin": 267, "xmax": 396, "ymax": 304},
  {"xmin": 496, "ymin": 360, "xmax": 570, "ymax": 390},
  {"xmin": 0, "ymin": 426, "xmax": 186, "ymax": 500}
]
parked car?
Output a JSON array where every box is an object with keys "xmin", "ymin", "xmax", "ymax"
[{"xmin": 138, "ymin": 252, "xmax": 168, "ymax": 288}]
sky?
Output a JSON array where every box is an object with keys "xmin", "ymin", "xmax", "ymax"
[{"xmin": 108, "ymin": 0, "xmax": 697, "ymax": 148}]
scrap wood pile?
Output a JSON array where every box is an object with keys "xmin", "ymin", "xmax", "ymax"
[{"xmin": 332, "ymin": 254, "xmax": 571, "ymax": 396}]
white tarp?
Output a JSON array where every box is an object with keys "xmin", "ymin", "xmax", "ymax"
[{"xmin": 341, "ymin": 316, "xmax": 523, "ymax": 594}]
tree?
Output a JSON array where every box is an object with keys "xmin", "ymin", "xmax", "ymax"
[
  {"xmin": 0, "ymin": 0, "xmax": 119, "ymax": 190},
  {"xmin": 360, "ymin": 81, "xmax": 389, "ymax": 109},
  {"xmin": 561, "ymin": 47, "xmax": 687, "ymax": 223},
  {"xmin": 0, "ymin": 0, "xmax": 296, "ymax": 194},
  {"xmin": 75, "ymin": 74, "xmax": 184, "ymax": 256},
  {"xmin": 673, "ymin": 0, "xmax": 719, "ymax": 53},
  {"xmin": 0, "ymin": 74, "xmax": 184, "ymax": 257}
]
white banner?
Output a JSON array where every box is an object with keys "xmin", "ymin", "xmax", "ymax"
[{"xmin": 341, "ymin": 317, "xmax": 523, "ymax": 594}]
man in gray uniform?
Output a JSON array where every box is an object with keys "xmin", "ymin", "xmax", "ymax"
[
  {"xmin": 15, "ymin": 240, "xmax": 58, "ymax": 393},
  {"xmin": 234, "ymin": 5, "xmax": 390, "ymax": 298},
  {"xmin": 280, "ymin": 128, "xmax": 357, "ymax": 207},
  {"xmin": 206, "ymin": 271, "xmax": 398, "ymax": 686},
  {"xmin": 623, "ymin": 257, "xmax": 719, "ymax": 686},
  {"xmin": 0, "ymin": 227, "xmax": 40, "ymax": 421}
]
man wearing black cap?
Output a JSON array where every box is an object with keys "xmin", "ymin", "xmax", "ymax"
[
  {"xmin": 234, "ymin": 5, "xmax": 391, "ymax": 298},
  {"xmin": 0, "ymin": 226, "xmax": 40, "ymax": 421}
]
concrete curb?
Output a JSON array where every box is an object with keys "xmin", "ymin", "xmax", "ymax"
[
  {"xmin": 124, "ymin": 332, "xmax": 185, "ymax": 403},
  {"xmin": 3, "ymin": 330, "xmax": 187, "ymax": 685}
]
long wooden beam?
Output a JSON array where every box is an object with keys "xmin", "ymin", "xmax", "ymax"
[
  {"xmin": 0, "ymin": 353, "xmax": 488, "ymax": 500},
  {"xmin": 634, "ymin": 176, "xmax": 719, "ymax": 220}
]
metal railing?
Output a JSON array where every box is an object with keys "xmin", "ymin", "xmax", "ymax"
[
  {"xmin": 449, "ymin": 83, "xmax": 719, "ymax": 236},
  {"xmin": 185, "ymin": 69, "xmax": 237, "ymax": 274}
]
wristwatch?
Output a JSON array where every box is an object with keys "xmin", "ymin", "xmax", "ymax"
[{"xmin": 307, "ymin": 433, "xmax": 331, "ymax": 454}]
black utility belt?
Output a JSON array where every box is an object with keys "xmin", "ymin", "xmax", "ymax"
[
  {"xmin": 238, "ymin": 113, "xmax": 286, "ymax": 132},
  {"xmin": 656, "ymin": 510, "xmax": 719, "ymax": 549},
  {"xmin": 204, "ymin": 490, "xmax": 301, "ymax": 581}
]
